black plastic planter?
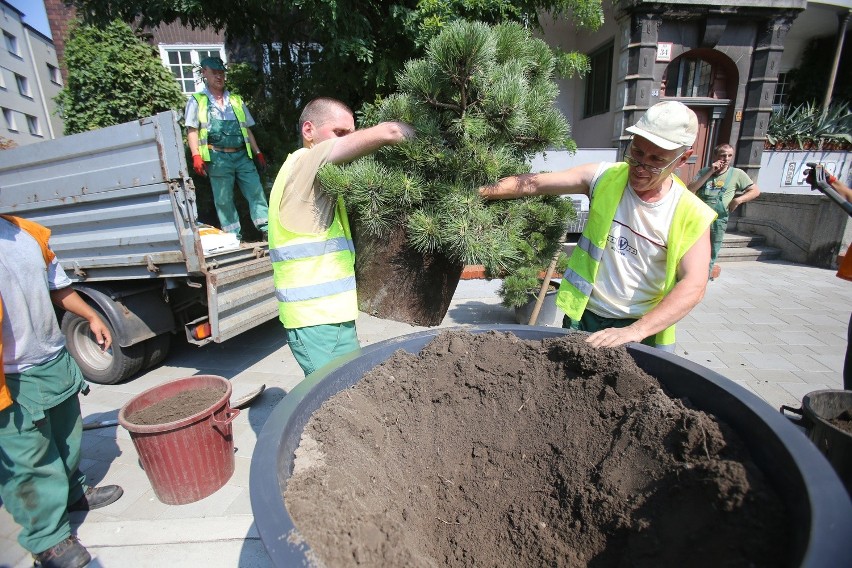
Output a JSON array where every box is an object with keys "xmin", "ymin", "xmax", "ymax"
[{"xmin": 249, "ymin": 326, "xmax": 852, "ymax": 567}]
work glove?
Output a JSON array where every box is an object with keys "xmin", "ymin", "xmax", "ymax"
[
  {"xmin": 192, "ymin": 154, "xmax": 207, "ymax": 176},
  {"xmin": 256, "ymin": 152, "xmax": 267, "ymax": 172}
]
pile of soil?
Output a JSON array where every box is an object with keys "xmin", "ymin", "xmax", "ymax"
[
  {"xmin": 285, "ymin": 331, "xmax": 788, "ymax": 567},
  {"xmin": 830, "ymin": 410, "xmax": 852, "ymax": 435},
  {"xmin": 125, "ymin": 386, "xmax": 225, "ymax": 426}
]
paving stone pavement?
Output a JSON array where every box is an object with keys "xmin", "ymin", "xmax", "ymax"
[{"xmin": 1, "ymin": 259, "xmax": 849, "ymax": 567}]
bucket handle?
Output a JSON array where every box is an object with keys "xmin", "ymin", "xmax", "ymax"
[
  {"xmin": 780, "ymin": 404, "xmax": 812, "ymax": 429},
  {"xmin": 211, "ymin": 405, "xmax": 240, "ymax": 432}
]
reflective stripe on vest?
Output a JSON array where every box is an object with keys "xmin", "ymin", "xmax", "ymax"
[
  {"xmin": 268, "ymin": 148, "xmax": 358, "ymax": 329},
  {"xmin": 555, "ymin": 163, "xmax": 716, "ymax": 347},
  {"xmin": 193, "ymin": 92, "xmax": 253, "ymax": 161}
]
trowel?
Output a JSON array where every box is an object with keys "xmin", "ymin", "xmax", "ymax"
[{"xmin": 82, "ymin": 384, "xmax": 266, "ymax": 431}]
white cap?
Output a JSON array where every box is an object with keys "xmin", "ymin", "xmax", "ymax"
[{"xmin": 625, "ymin": 101, "xmax": 698, "ymax": 150}]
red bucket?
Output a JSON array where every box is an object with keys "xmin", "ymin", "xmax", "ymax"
[{"xmin": 118, "ymin": 375, "xmax": 239, "ymax": 505}]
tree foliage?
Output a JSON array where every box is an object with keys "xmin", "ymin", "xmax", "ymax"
[
  {"xmin": 318, "ymin": 21, "xmax": 575, "ymax": 306},
  {"xmin": 786, "ymin": 35, "xmax": 851, "ymax": 109},
  {"xmin": 56, "ymin": 19, "xmax": 186, "ymax": 134},
  {"xmin": 69, "ymin": 0, "xmax": 602, "ymax": 150}
]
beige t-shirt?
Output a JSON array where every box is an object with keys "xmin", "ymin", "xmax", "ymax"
[{"xmin": 278, "ymin": 138, "xmax": 338, "ymax": 235}]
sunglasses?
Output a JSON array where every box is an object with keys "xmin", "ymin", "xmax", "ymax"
[{"xmin": 624, "ymin": 143, "xmax": 685, "ymax": 175}]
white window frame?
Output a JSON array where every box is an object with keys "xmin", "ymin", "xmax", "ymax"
[
  {"xmin": 25, "ymin": 114, "xmax": 41, "ymax": 136},
  {"xmin": 47, "ymin": 63, "xmax": 62, "ymax": 86},
  {"xmin": 3, "ymin": 108, "xmax": 17, "ymax": 131},
  {"xmin": 15, "ymin": 73, "xmax": 30, "ymax": 97},
  {"xmin": 0, "ymin": 68, "xmax": 6, "ymax": 90},
  {"xmin": 158, "ymin": 44, "xmax": 226, "ymax": 95},
  {"xmin": 3, "ymin": 31, "xmax": 20, "ymax": 57}
]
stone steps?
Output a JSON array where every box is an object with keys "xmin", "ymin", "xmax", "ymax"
[{"xmin": 717, "ymin": 231, "xmax": 782, "ymax": 263}]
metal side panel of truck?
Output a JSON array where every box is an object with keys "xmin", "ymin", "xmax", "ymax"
[{"xmin": 0, "ymin": 111, "xmax": 278, "ymax": 384}]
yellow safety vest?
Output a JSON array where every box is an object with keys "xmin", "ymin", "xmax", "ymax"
[
  {"xmin": 555, "ymin": 163, "xmax": 716, "ymax": 347},
  {"xmin": 0, "ymin": 215, "xmax": 56, "ymax": 411},
  {"xmin": 268, "ymin": 148, "xmax": 358, "ymax": 328},
  {"xmin": 193, "ymin": 92, "xmax": 253, "ymax": 161}
]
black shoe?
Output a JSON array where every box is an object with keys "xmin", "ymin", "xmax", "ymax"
[
  {"xmin": 33, "ymin": 536, "xmax": 91, "ymax": 568},
  {"xmin": 68, "ymin": 485, "xmax": 124, "ymax": 512}
]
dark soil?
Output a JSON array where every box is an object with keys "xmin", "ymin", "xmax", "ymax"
[
  {"xmin": 285, "ymin": 331, "xmax": 789, "ymax": 567},
  {"xmin": 126, "ymin": 386, "xmax": 226, "ymax": 426},
  {"xmin": 830, "ymin": 410, "xmax": 852, "ymax": 434}
]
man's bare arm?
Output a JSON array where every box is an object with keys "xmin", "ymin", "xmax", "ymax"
[
  {"xmin": 478, "ymin": 163, "xmax": 599, "ymax": 200},
  {"xmin": 730, "ymin": 183, "xmax": 760, "ymax": 212},
  {"xmin": 585, "ymin": 227, "xmax": 711, "ymax": 348},
  {"xmin": 50, "ymin": 288, "xmax": 112, "ymax": 350},
  {"xmin": 327, "ymin": 122, "xmax": 414, "ymax": 165},
  {"xmin": 187, "ymin": 127, "xmax": 201, "ymax": 156}
]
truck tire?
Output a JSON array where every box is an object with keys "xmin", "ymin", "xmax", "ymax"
[
  {"xmin": 141, "ymin": 333, "xmax": 171, "ymax": 370},
  {"xmin": 62, "ymin": 312, "xmax": 144, "ymax": 385}
]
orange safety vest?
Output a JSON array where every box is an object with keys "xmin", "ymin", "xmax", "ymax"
[
  {"xmin": 0, "ymin": 215, "xmax": 55, "ymax": 411},
  {"xmin": 838, "ymin": 248, "xmax": 852, "ymax": 282}
]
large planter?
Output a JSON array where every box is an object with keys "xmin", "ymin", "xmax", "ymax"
[{"xmin": 250, "ymin": 326, "xmax": 852, "ymax": 567}]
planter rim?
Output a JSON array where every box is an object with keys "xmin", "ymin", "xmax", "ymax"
[{"xmin": 249, "ymin": 325, "xmax": 852, "ymax": 567}]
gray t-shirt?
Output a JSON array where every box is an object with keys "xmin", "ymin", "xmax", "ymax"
[{"xmin": 0, "ymin": 217, "xmax": 70, "ymax": 373}]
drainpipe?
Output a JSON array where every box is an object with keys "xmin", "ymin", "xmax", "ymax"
[
  {"xmin": 822, "ymin": 9, "xmax": 851, "ymax": 118},
  {"xmin": 23, "ymin": 28, "xmax": 56, "ymax": 140}
]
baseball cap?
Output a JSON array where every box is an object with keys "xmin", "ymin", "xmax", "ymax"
[
  {"xmin": 625, "ymin": 101, "xmax": 698, "ymax": 150},
  {"xmin": 199, "ymin": 57, "xmax": 226, "ymax": 71}
]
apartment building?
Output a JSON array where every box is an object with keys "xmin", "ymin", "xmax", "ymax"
[{"xmin": 0, "ymin": 0, "xmax": 61, "ymax": 147}]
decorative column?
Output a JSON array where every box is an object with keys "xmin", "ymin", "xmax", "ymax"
[
  {"xmin": 737, "ymin": 14, "xmax": 797, "ymax": 179},
  {"xmin": 615, "ymin": 11, "xmax": 664, "ymax": 154}
]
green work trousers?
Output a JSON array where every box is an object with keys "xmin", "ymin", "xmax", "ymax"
[
  {"xmin": 563, "ymin": 310, "xmax": 658, "ymax": 349},
  {"xmin": 0, "ymin": 393, "xmax": 85, "ymax": 553},
  {"xmin": 207, "ymin": 149, "xmax": 269, "ymax": 238},
  {"xmin": 284, "ymin": 321, "xmax": 360, "ymax": 377},
  {"xmin": 709, "ymin": 216, "xmax": 729, "ymax": 272}
]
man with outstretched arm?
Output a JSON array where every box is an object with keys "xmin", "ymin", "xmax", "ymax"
[
  {"xmin": 480, "ymin": 101, "xmax": 716, "ymax": 351},
  {"xmin": 268, "ymin": 97, "xmax": 415, "ymax": 376}
]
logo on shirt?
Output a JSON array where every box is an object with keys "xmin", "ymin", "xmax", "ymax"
[{"xmin": 607, "ymin": 234, "xmax": 637, "ymax": 256}]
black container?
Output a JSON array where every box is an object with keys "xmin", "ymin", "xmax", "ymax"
[
  {"xmin": 782, "ymin": 389, "xmax": 852, "ymax": 496},
  {"xmin": 250, "ymin": 326, "xmax": 852, "ymax": 567}
]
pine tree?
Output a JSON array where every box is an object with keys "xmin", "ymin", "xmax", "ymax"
[{"xmin": 319, "ymin": 21, "xmax": 577, "ymax": 325}]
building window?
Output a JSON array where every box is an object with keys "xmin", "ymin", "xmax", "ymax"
[
  {"xmin": 773, "ymin": 72, "xmax": 790, "ymax": 110},
  {"xmin": 47, "ymin": 63, "xmax": 62, "ymax": 85},
  {"xmin": 0, "ymin": 69, "xmax": 6, "ymax": 90},
  {"xmin": 664, "ymin": 57, "xmax": 713, "ymax": 98},
  {"xmin": 584, "ymin": 42, "xmax": 613, "ymax": 118},
  {"xmin": 158, "ymin": 45, "xmax": 225, "ymax": 95},
  {"xmin": 15, "ymin": 73, "xmax": 30, "ymax": 97},
  {"xmin": 3, "ymin": 108, "xmax": 17, "ymax": 131},
  {"xmin": 3, "ymin": 31, "xmax": 19, "ymax": 57},
  {"xmin": 26, "ymin": 115, "xmax": 41, "ymax": 136}
]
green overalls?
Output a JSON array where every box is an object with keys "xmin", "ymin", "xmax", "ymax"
[
  {"xmin": 194, "ymin": 93, "xmax": 268, "ymax": 239},
  {"xmin": 696, "ymin": 168, "xmax": 735, "ymax": 271}
]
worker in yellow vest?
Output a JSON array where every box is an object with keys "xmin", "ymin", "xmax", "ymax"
[
  {"xmin": 268, "ymin": 97, "xmax": 414, "ymax": 376},
  {"xmin": 481, "ymin": 101, "xmax": 716, "ymax": 352},
  {"xmin": 185, "ymin": 56, "xmax": 269, "ymax": 241}
]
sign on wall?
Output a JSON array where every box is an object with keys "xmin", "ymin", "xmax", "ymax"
[{"xmin": 656, "ymin": 42, "xmax": 673, "ymax": 62}]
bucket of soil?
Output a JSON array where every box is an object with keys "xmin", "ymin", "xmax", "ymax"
[
  {"xmin": 119, "ymin": 374, "xmax": 239, "ymax": 505},
  {"xmin": 250, "ymin": 326, "xmax": 852, "ymax": 567},
  {"xmin": 782, "ymin": 389, "xmax": 852, "ymax": 496}
]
